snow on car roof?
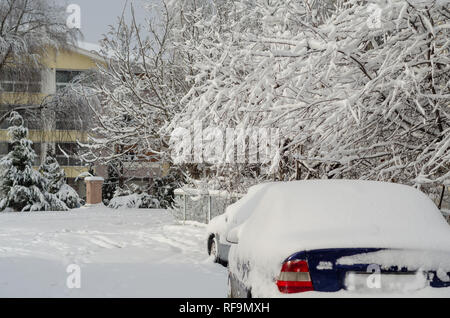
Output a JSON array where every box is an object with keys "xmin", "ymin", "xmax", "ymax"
[
  {"xmin": 232, "ymin": 180, "xmax": 450, "ymax": 272},
  {"xmin": 207, "ymin": 183, "xmax": 270, "ymax": 236}
]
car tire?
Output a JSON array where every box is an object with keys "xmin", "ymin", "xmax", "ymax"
[
  {"xmin": 209, "ymin": 236, "xmax": 219, "ymax": 263},
  {"xmin": 208, "ymin": 234, "xmax": 220, "ymax": 263}
]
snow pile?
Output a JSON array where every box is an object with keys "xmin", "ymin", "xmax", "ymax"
[{"xmin": 228, "ymin": 180, "xmax": 450, "ymax": 297}]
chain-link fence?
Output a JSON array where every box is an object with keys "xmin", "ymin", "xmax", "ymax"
[
  {"xmin": 435, "ymin": 186, "xmax": 450, "ymax": 224},
  {"xmin": 172, "ymin": 188, "xmax": 244, "ymax": 224},
  {"xmin": 443, "ymin": 210, "xmax": 450, "ymax": 224}
]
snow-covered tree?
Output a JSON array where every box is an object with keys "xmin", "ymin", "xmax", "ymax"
[
  {"xmin": 0, "ymin": 0, "xmax": 77, "ymax": 69},
  {"xmin": 40, "ymin": 149, "xmax": 66, "ymax": 194},
  {"xmin": 0, "ymin": 112, "xmax": 68, "ymax": 212},
  {"xmin": 173, "ymin": 0, "xmax": 450, "ymax": 196},
  {"xmin": 39, "ymin": 149, "xmax": 81, "ymax": 209},
  {"xmin": 77, "ymin": 1, "xmax": 201, "ymax": 165},
  {"xmin": 74, "ymin": 1, "xmax": 219, "ymax": 198}
]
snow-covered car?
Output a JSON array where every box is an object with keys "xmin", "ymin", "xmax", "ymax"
[
  {"xmin": 206, "ymin": 184, "xmax": 270, "ymax": 266},
  {"xmin": 227, "ymin": 180, "xmax": 450, "ymax": 297}
]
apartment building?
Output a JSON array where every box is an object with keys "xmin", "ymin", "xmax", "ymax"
[{"xmin": 0, "ymin": 44, "xmax": 105, "ymax": 198}]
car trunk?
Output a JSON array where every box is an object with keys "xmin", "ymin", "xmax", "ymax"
[{"xmin": 286, "ymin": 248, "xmax": 450, "ymax": 292}]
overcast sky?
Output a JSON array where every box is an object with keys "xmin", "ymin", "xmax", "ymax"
[{"xmin": 62, "ymin": 0, "xmax": 152, "ymax": 44}]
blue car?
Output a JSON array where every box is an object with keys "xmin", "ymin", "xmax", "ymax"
[{"xmin": 227, "ymin": 180, "xmax": 450, "ymax": 297}]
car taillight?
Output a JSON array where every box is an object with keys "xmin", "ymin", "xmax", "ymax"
[{"xmin": 277, "ymin": 260, "xmax": 314, "ymax": 293}]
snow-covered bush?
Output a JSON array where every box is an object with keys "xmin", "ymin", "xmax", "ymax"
[
  {"xmin": 112, "ymin": 185, "xmax": 133, "ymax": 198},
  {"xmin": 108, "ymin": 185, "xmax": 160, "ymax": 209},
  {"xmin": 39, "ymin": 151, "xmax": 81, "ymax": 209},
  {"xmin": 56, "ymin": 184, "xmax": 82, "ymax": 209},
  {"xmin": 108, "ymin": 193, "xmax": 160, "ymax": 209},
  {"xmin": 0, "ymin": 112, "xmax": 68, "ymax": 212},
  {"xmin": 150, "ymin": 168, "xmax": 186, "ymax": 209}
]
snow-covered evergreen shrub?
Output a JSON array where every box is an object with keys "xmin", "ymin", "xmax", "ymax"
[
  {"xmin": 150, "ymin": 168, "xmax": 185, "ymax": 209},
  {"xmin": 0, "ymin": 112, "xmax": 68, "ymax": 212},
  {"xmin": 39, "ymin": 149, "xmax": 65, "ymax": 193},
  {"xmin": 108, "ymin": 193, "xmax": 160, "ymax": 209},
  {"xmin": 108, "ymin": 184, "xmax": 159, "ymax": 209},
  {"xmin": 39, "ymin": 150, "xmax": 81, "ymax": 209},
  {"xmin": 57, "ymin": 183, "xmax": 81, "ymax": 209},
  {"xmin": 112, "ymin": 185, "xmax": 133, "ymax": 197}
]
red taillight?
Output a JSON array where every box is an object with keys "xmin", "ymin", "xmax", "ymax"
[{"xmin": 277, "ymin": 260, "xmax": 314, "ymax": 293}]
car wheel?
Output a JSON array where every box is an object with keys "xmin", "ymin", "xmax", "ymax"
[{"xmin": 210, "ymin": 237, "xmax": 218, "ymax": 262}]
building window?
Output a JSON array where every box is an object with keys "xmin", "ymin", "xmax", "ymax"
[
  {"xmin": 56, "ymin": 70, "xmax": 82, "ymax": 91},
  {"xmin": 0, "ymin": 68, "xmax": 41, "ymax": 93}
]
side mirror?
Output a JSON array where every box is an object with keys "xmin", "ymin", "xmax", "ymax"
[{"xmin": 226, "ymin": 227, "xmax": 240, "ymax": 244}]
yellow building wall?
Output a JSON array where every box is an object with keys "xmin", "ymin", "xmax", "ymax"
[
  {"xmin": 43, "ymin": 47, "xmax": 104, "ymax": 70},
  {"xmin": 0, "ymin": 92, "xmax": 45, "ymax": 105},
  {"xmin": 0, "ymin": 130, "xmax": 89, "ymax": 143},
  {"xmin": 31, "ymin": 166, "xmax": 88, "ymax": 179}
]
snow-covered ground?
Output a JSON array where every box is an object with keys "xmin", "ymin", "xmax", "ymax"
[{"xmin": 0, "ymin": 207, "xmax": 227, "ymax": 297}]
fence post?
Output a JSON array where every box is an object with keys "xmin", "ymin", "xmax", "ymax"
[
  {"xmin": 183, "ymin": 193, "xmax": 187, "ymax": 224},
  {"xmin": 207, "ymin": 194, "xmax": 212, "ymax": 224},
  {"xmin": 204, "ymin": 195, "xmax": 208, "ymax": 224}
]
